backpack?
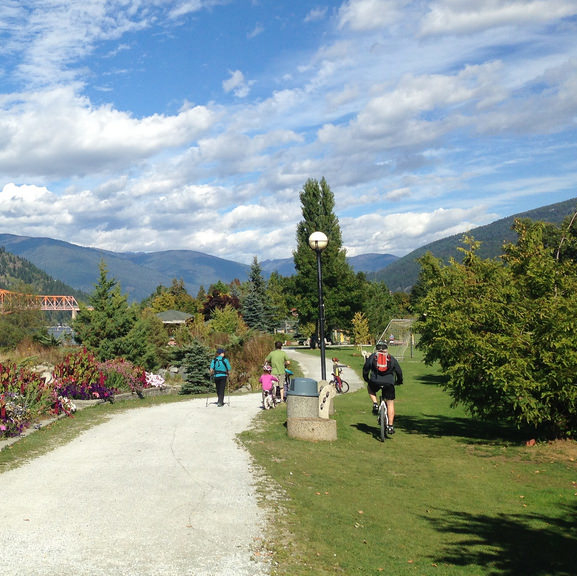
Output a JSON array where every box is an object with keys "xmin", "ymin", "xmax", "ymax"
[{"xmin": 373, "ymin": 351, "xmax": 390, "ymax": 374}]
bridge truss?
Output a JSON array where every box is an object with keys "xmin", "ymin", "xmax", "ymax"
[{"xmin": 0, "ymin": 289, "xmax": 83, "ymax": 317}]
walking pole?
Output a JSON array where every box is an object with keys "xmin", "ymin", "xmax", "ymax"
[
  {"xmin": 206, "ymin": 375, "xmax": 213, "ymax": 407},
  {"xmin": 226, "ymin": 378, "xmax": 231, "ymax": 406}
]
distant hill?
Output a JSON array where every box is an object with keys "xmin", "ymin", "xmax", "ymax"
[
  {"xmin": 0, "ymin": 234, "xmax": 252, "ymax": 301},
  {"xmin": 376, "ymin": 197, "xmax": 577, "ymax": 292},
  {"xmin": 0, "ymin": 234, "xmax": 399, "ymax": 301},
  {"xmin": 0, "ymin": 246, "xmax": 86, "ymax": 300}
]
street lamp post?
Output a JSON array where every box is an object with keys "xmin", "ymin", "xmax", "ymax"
[{"xmin": 308, "ymin": 231, "xmax": 329, "ymax": 381}]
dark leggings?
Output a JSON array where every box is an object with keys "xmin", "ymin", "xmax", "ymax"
[{"xmin": 214, "ymin": 376, "xmax": 227, "ymax": 405}]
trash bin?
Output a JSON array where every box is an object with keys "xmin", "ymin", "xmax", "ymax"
[{"xmin": 287, "ymin": 377, "xmax": 319, "ymax": 418}]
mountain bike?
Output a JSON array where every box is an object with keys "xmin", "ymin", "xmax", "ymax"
[
  {"xmin": 377, "ymin": 396, "xmax": 390, "ymax": 442},
  {"xmin": 329, "ymin": 371, "xmax": 350, "ymax": 394}
]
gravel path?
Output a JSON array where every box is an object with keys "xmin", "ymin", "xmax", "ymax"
[{"xmin": 0, "ymin": 394, "xmax": 270, "ymax": 576}]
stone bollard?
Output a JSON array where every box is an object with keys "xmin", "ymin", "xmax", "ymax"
[{"xmin": 318, "ymin": 382, "xmax": 336, "ymax": 419}]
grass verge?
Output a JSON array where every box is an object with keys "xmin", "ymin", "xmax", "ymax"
[{"xmin": 241, "ymin": 351, "xmax": 577, "ymax": 576}]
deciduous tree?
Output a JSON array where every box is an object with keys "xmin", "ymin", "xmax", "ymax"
[{"xmin": 415, "ymin": 218, "xmax": 577, "ymax": 439}]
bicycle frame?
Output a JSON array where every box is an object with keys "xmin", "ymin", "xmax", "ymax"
[{"xmin": 378, "ymin": 397, "xmax": 389, "ymax": 442}]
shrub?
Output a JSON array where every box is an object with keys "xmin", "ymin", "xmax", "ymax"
[
  {"xmin": 99, "ymin": 358, "xmax": 147, "ymax": 397},
  {"xmin": 52, "ymin": 348, "xmax": 115, "ymax": 402},
  {"xmin": 0, "ymin": 363, "xmax": 53, "ymax": 438}
]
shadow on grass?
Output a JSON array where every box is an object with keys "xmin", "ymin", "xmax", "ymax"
[
  {"xmin": 426, "ymin": 503, "xmax": 577, "ymax": 575},
  {"xmin": 351, "ymin": 413, "xmax": 526, "ymax": 444},
  {"xmin": 351, "ymin": 422, "xmax": 382, "ymax": 442},
  {"xmin": 398, "ymin": 413, "xmax": 526, "ymax": 443},
  {"xmin": 416, "ymin": 374, "xmax": 448, "ymax": 386}
]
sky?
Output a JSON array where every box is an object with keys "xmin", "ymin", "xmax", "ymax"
[{"xmin": 1, "ymin": 0, "xmax": 577, "ymax": 265}]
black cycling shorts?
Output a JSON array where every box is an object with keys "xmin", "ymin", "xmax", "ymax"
[{"xmin": 368, "ymin": 381, "xmax": 395, "ymax": 400}]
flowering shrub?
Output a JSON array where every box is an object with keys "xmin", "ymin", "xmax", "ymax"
[
  {"xmin": 0, "ymin": 363, "xmax": 52, "ymax": 438},
  {"xmin": 98, "ymin": 358, "xmax": 147, "ymax": 397},
  {"xmin": 52, "ymin": 348, "xmax": 115, "ymax": 403}
]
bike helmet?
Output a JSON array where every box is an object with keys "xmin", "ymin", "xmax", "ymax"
[
  {"xmin": 263, "ymin": 363, "xmax": 272, "ymax": 372},
  {"xmin": 376, "ymin": 342, "xmax": 388, "ymax": 351}
]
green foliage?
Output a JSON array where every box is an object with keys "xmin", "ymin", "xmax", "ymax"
[
  {"xmin": 292, "ymin": 177, "xmax": 363, "ymax": 332},
  {"xmin": 361, "ymin": 280, "xmax": 396, "ymax": 339},
  {"xmin": 142, "ymin": 278, "xmax": 198, "ymax": 314},
  {"xmin": 415, "ymin": 219, "xmax": 577, "ymax": 438},
  {"xmin": 265, "ymin": 271, "xmax": 290, "ymax": 328},
  {"xmin": 209, "ymin": 304, "xmax": 248, "ymax": 335},
  {"xmin": 180, "ymin": 340, "xmax": 213, "ymax": 395},
  {"xmin": 352, "ymin": 311, "xmax": 371, "ymax": 347}
]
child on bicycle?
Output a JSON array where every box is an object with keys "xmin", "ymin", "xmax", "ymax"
[
  {"xmin": 260, "ymin": 362, "xmax": 279, "ymax": 409},
  {"xmin": 362, "ymin": 343, "xmax": 403, "ymax": 434},
  {"xmin": 331, "ymin": 357, "xmax": 347, "ymax": 389}
]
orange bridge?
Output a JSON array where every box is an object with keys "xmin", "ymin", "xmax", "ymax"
[{"xmin": 0, "ymin": 289, "xmax": 84, "ymax": 318}]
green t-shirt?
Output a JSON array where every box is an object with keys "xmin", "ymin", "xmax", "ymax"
[{"xmin": 265, "ymin": 349, "xmax": 289, "ymax": 375}]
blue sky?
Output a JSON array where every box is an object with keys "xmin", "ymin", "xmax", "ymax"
[{"xmin": 1, "ymin": 0, "xmax": 576, "ymax": 264}]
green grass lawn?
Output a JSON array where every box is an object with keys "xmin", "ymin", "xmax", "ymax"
[{"xmin": 241, "ymin": 349, "xmax": 577, "ymax": 576}]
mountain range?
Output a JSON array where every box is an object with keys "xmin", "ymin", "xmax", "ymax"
[
  {"xmin": 0, "ymin": 196, "xmax": 575, "ymax": 301},
  {"xmin": 0, "ymin": 234, "xmax": 398, "ymax": 301}
]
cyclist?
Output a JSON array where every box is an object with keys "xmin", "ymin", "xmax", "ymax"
[
  {"xmin": 331, "ymin": 357, "xmax": 347, "ymax": 390},
  {"xmin": 259, "ymin": 363, "xmax": 279, "ymax": 409},
  {"xmin": 362, "ymin": 342, "xmax": 403, "ymax": 434},
  {"xmin": 265, "ymin": 341, "xmax": 290, "ymax": 402}
]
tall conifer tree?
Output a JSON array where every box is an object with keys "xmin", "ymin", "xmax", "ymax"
[{"xmin": 292, "ymin": 177, "xmax": 362, "ymax": 333}]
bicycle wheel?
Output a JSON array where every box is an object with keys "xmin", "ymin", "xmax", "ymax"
[
  {"xmin": 339, "ymin": 380, "xmax": 350, "ymax": 393},
  {"xmin": 378, "ymin": 401, "xmax": 388, "ymax": 442}
]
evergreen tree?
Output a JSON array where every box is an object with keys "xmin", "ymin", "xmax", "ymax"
[
  {"xmin": 73, "ymin": 261, "xmax": 138, "ymax": 360},
  {"xmin": 242, "ymin": 257, "xmax": 274, "ymax": 331},
  {"xmin": 292, "ymin": 177, "xmax": 362, "ymax": 333},
  {"xmin": 180, "ymin": 339, "xmax": 213, "ymax": 394}
]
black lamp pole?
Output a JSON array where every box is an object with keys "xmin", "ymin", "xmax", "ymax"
[
  {"xmin": 315, "ymin": 246, "xmax": 326, "ymax": 381},
  {"xmin": 309, "ymin": 232, "xmax": 329, "ymax": 381}
]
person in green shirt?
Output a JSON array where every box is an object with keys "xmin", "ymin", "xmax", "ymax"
[{"xmin": 265, "ymin": 341, "xmax": 290, "ymax": 402}]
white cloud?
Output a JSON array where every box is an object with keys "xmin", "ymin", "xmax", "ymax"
[
  {"xmin": 222, "ymin": 70, "xmax": 253, "ymax": 98},
  {"xmin": 421, "ymin": 0, "xmax": 577, "ymax": 36},
  {"xmin": 338, "ymin": 0, "xmax": 404, "ymax": 31},
  {"xmin": 0, "ymin": 86, "xmax": 216, "ymax": 178},
  {"xmin": 305, "ymin": 7, "xmax": 328, "ymax": 23}
]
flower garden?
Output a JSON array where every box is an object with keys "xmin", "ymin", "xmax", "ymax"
[{"xmin": 0, "ymin": 348, "xmax": 165, "ymax": 439}]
